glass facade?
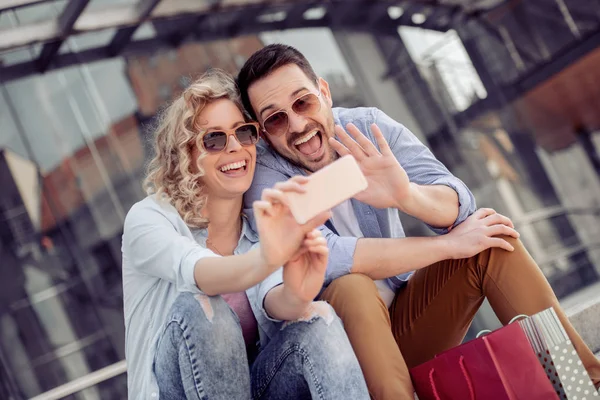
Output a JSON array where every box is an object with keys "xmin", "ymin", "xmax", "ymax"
[{"xmin": 0, "ymin": 11, "xmax": 263, "ymax": 394}]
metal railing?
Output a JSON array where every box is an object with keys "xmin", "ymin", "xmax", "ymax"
[{"xmin": 29, "ymin": 360, "xmax": 127, "ymax": 400}]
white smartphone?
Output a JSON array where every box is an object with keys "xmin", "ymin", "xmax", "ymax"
[{"xmin": 286, "ymin": 155, "xmax": 368, "ymax": 224}]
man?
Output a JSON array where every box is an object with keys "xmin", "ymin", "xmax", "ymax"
[{"xmin": 238, "ymin": 44, "xmax": 600, "ymax": 399}]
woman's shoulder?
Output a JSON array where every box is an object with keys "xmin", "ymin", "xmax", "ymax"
[{"xmin": 125, "ymin": 194, "xmax": 182, "ymax": 230}]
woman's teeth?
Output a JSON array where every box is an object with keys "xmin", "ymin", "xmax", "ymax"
[
  {"xmin": 294, "ymin": 131, "xmax": 319, "ymax": 146},
  {"xmin": 220, "ymin": 160, "xmax": 246, "ymax": 172}
]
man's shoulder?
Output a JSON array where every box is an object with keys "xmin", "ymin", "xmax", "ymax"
[
  {"xmin": 333, "ymin": 106, "xmax": 379, "ymax": 127},
  {"xmin": 333, "ymin": 107, "xmax": 404, "ymax": 142},
  {"xmin": 255, "ymin": 140, "xmax": 296, "ymax": 176}
]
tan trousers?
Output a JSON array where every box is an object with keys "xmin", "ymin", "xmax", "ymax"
[{"xmin": 319, "ymin": 236, "xmax": 600, "ymax": 399}]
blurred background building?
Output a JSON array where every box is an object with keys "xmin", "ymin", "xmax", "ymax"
[{"xmin": 1, "ymin": 0, "xmax": 600, "ymax": 398}]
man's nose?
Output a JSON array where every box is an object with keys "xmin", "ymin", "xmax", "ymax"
[{"xmin": 287, "ymin": 112, "xmax": 308, "ymax": 135}]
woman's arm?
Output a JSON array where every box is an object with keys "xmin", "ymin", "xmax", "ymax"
[{"xmin": 193, "ymin": 248, "xmax": 273, "ymax": 296}]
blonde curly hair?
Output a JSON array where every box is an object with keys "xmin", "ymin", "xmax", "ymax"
[{"xmin": 144, "ymin": 69, "xmax": 246, "ymax": 229}]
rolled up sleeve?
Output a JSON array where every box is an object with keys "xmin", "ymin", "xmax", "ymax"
[
  {"xmin": 429, "ymin": 175, "xmax": 476, "ymax": 233},
  {"xmin": 122, "ymin": 202, "xmax": 217, "ymax": 294},
  {"xmin": 319, "ymin": 226, "xmax": 358, "ymax": 285},
  {"xmin": 257, "ymin": 267, "xmax": 284, "ymax": 323},
  {"xmin": 375, "ymin": 109, "xmax": 476, "ymax": 234}
]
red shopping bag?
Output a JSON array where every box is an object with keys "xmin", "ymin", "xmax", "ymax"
[{"xmin": 410, "ymin": 322, "xmax": 559, "ymax": 400}]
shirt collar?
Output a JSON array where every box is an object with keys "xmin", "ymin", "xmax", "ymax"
[{"xmin": 240, "ymin": 213, "xmax": 259, "ymax": 243}]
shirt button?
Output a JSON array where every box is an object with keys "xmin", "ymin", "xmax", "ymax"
[{"xmin": 151, "ymin": 393, "xmax": 157, "ymax": 398}]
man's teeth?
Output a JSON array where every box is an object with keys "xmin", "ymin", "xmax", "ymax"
[
  {"xmin": 294, "ymin": 131, "xmax": 319, "ymax": 146},
  {"xmin": 220, "ymin": 160, "xmax": 246, "ymax": 172}
]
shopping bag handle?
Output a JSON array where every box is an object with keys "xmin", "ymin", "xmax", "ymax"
[
  {"xmin": 476, "ymin": 314, "xmax": 528, "ymax": 338},
  {"xmin": 428, "ymin": 356, "xmax": 475, "ymax": 400},
  {"xmin": 508, "ymin": 314, "xmax": 528, "ymax": 324},
  {"xmin": 476, "ymin": 329, "xmax": 492, "ymax": 338}
]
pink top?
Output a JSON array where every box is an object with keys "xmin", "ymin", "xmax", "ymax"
[{"xmin": 221, "ymin": 291, "xmax": 259, "ymax": 349}]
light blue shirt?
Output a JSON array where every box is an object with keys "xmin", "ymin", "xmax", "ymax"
[
  {"xmin": 121, "ymin": 195, "xmax": 283, "ymax": 399},
  {"xmin": 244, "ymin": 107, "xmax": 476, "ymax": 293}
]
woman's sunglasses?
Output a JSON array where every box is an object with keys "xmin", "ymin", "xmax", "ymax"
[
  {"xmin": 198, "ymin": 122, "xmax": 260, "ymax": 154},
  {"xmin": 262, "ymin": 90, "xmax": 322, "ymax": 137}
]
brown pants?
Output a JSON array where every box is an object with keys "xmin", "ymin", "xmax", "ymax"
[{"xmin": 319, "ymin": 236, "xmax": 600, "ymax": 399}]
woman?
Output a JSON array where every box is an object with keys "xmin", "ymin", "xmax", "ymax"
[{"xmin": 121, "ymin": 69, "xmax": 369, "ymax": 400}]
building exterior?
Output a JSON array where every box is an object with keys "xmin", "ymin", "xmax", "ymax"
[
  {"xmin": 0, "ymin": 0, "xmax": 599, "ymax": 398},
  {"xmin": 0, "ymin": 33, "xmax": 263, "ymax": 399}
]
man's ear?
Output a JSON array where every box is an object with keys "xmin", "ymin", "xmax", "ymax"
[{"xmin": 318, "ymin": 77, "xmax": 333, "ymax": 108}]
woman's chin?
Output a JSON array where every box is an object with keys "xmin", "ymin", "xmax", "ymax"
[{"xmin": 215, "ymin": 180, "xmax": 253, "ymax": 200}]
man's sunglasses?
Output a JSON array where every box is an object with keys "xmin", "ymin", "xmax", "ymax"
[
  {"xmin": 262, "ymin": 90, "xmax": 322, "ymax": 137},
  {"xmin": 198, "ymin": 122, "xmax": 260, "ymax": 154}
]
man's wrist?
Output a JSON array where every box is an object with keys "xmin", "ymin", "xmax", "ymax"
[
  {"xmin": 395, "ymin": 182, "xmax": 421, "ymax": 213},
  {"xmin": 433, "ymin": 234, "xmax": 455, "ymax": 260}
]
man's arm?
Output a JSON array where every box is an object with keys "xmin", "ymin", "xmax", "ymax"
[
  {"xmin": 352, "ymin": 208, "xmax": 519, "ymax": 279},
  {"xmin": 398, "ymin": 183, "xmax": 459, "ymax": 229},
  {"xmin": 331, "ymin": 108, "xmax": 476, "ymax": 232},
  {"xmin": 247, "ymin": 156, "xmax": 517, "ymax": 283}
]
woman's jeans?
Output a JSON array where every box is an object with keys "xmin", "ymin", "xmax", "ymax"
[{"xmin": 154, "ymin": 292, "xmax": 369, "ymax": 399}]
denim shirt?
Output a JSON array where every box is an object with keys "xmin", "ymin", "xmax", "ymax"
[
  {"xmin": 122, "ymin": 195, "xmax": 283, "ymax": 399},
  {"xmin": 244, "ymin": 107, "xmax": 476, "ymax": 293}
]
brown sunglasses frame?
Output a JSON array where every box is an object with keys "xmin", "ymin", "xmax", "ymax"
[
  {"xmin": 198, "ymin": 122, "xmax": 261, "ymax": 153},
  {"xmin": 261, "ymin": 89, "xmax": 322, "ymax": 137}
]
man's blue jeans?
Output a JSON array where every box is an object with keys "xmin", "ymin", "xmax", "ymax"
[{"xmin": 154, "ymin": 292, "xmax": 370, "ymax": 399}]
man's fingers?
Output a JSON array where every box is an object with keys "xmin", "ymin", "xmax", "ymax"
[
  {"xmin": 329, "ymin": 136, "xmax": 351, "ymax": 157},
  {"xmin": 475, "ymin": 208, "xmax": 496, "ymax": 219},
  {"xmin": 487, "ymin": 237, "xmax": 515, "ymax": 252},
  {"xmin": 371, "ymin": 124, "xmax": 393, "ymax": 156},
  {"xmin": 483, "ymin": 213, "xmax": 514, "ymax": 229},
  {"xmin": 346, "ymin": 123, "xmax": 381, "ymax": 157},
  {"xmin": 487, "ymin": 224, "xmax": 520, "ymax": 238},
  {"xmin": 334, "ymin": 125, "xmax": 367, "ymax": 160},
  {"xmin": 303, "ymin": 211, "xmax": 332, "ymax": 232}
]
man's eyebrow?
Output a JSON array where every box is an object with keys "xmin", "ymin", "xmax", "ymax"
[
  {"xmin": 258, "ymin": 87, "xmax": 310, "ymax": 119},
  {"xmin": 290, "ymin": 87, "xmax": 309, "ymax": 98},
  {"xmin": 259, "ymin": 104, "xmax": 276, "ymax": 119}
]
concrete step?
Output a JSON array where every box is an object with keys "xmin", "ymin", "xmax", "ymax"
[
  {"xmin": 567, "ymin": 295, "xmax": 600, "ymax": 354},
  {"xmin": 562, "ymin": 282, "xmax": 600, "ymax": 354}
]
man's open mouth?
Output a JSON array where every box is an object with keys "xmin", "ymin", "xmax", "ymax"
[{"xmin": 293, "ymin": 130, "xmax": 323, "ymax": 157}]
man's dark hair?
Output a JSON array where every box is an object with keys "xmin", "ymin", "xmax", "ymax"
[{"xmin": 237, "ymin": 44, "xmax": 318, "ymax": 120}]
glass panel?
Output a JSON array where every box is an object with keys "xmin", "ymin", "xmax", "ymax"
[
  {"xmin": 0, "ymin": 52, "xmax": 143, "ymax": 397},
  {"xmin": 152, "ymin": 0, "xmax": 212, "ymax": 17},
  {"xmin": 13, "ymin": 0, "xmax": 68, "ymax": 25},
  {"xmin": 0, "ymin": 44, "xmax": 41, "ymax": 66},
  {"xmin": 132, "ymin": 21, "xmax": 157, "ymax": 41},
  {"xmin": 87, "ymin": 0, "xmax": 138, "ymax": 12},
  {"xmin": 60, "ymin": 28, "xmax": 118, "ymax": 54},
  {"xmin": 0, "ymin": 9, "xmax": 14, "ymax": 29}
]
